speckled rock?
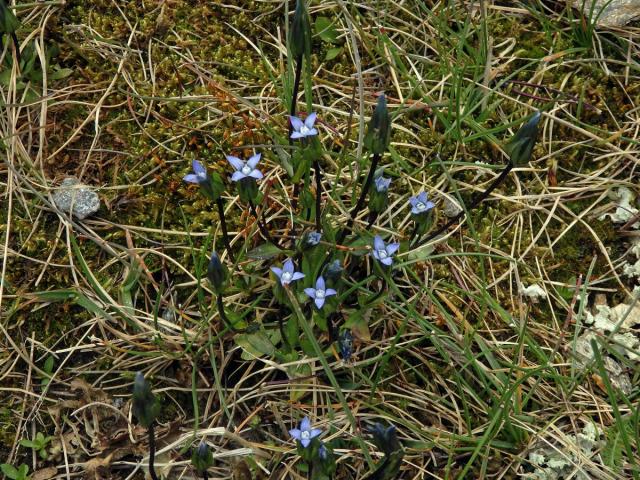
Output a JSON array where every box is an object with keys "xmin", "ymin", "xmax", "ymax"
[
  {"xmin": 52, "ymin": 177, "xmax": 100, "ymax": 220},
  {"xmin": 574, "ymin": 0, "xmax": 640, "ymax": 26}
]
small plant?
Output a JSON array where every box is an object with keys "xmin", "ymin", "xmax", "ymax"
[
  {"xmin": 0, "ymin": 464, "xmax": 30, "ymax": 480},
  {"xmin": 19, "ymin": 432, "xmax": 52, "ymax": 460},
  {"xmin": 131, "ymin": 372, "xmax": 161, "ymax": 480}
]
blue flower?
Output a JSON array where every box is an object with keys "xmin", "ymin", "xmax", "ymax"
[
  {"xmin": 289, "ymin": 416, "xmax": 322, "ymax": 448},
  {"xmin": 374, "ymin": 176, "xmax": 391, "ymax": 192},
  {"xmin": 305, "ymin": 231, "xmax": 322, "ymax": 247},
  {"xmin": 409, "ymin": 191, "xmax": 435, "ymax": 215},
  {"xmin": 304, "ymin": 276, "xmax": 337, "ymax": 309},
  {"xmin": 290, "ymin": 113, "xmax": 318, "ymax": 139},
  {"xmin": 227, "ymin": 153, "xmax": 263, "ymax": 182},
  {"xmin": 271, "ymin": 259, "xmax": 305, "ymax": 286},
  {"xmin": 183, "ymin": 160, "xmax": 209, "ymax": 184},
  {"xmin": 371, "ymin": 236, "xmax": 399, "ymax": 266}
]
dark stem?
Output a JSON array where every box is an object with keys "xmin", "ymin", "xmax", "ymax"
[
  {"xmin": 420, "ymin": 162, "xmax": 514, "ymax": 245},
  {"xmin": 249, "ymin": 200, "xmax": 284, "ymax": 250},
  {"xmin": 215, "ymin": 198, "xmax": 235, "ymax": 263},
  {"xmin": 365, "ymin": 210, "xmax": 378, "ymax": 230},
  {"xmin": 313, "ymin": 160, "xmax": 322, "ymax": 231},
  {"xmin": 148, "ymin": 424, "xmax": 159, "ymax": 480},
  {"xmin": 203, "ymin": 471, "xmax": 209, "ymax": 480},
  {"xmin": 336, "ymin": 153, "xmax": 381, "ymax": 245},
  {"xmin": 11, "ymin": 32, "xmax": 21, "ymax": 67},
  {"xmin": 288, "ymin": 55, "xmax": 304, "ymax": 242},
  {"xmin": 216, "ymin": 295, "xmax": 242, "ymax": 332}
]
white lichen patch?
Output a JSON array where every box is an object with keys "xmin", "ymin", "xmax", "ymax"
[
  {"xmin": 521, "ymin": 283, "xmax": 547, "ymax": 300},
  {"xmin": 598, "ymin": 186, "xmax": 639, "ymax": 227},
  {"xmin": 525, "ymin": 422, "xmax": 605, "ymax": 480}
]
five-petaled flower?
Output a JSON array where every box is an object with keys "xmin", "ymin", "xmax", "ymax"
[
  {"xmin": 409, "ymin": 191, "xmax": 435, "ymax": 215},
  {"xmin": 183, "ymin": 160, "xmax": 209, "ymax": 185},
  {"xmin": 289, "ymin": 416, "xmax": 322, "ymax": 448},
  {"xmin": 271, "ymin": 259, "xmax": 305, "ymax": 286},
  {"xmin": 374, "ymin": 176, "xmax": 391, "ymax": 193},
  {"xmin": 227, "ymin": 153, "xmax": 263, "ymax": 182},
  {"xmin": 371, "ymin": 235, "xmax": 400, "ymax": 266},
  {"xmin": 304, "ymin": 276, "xmax": 337, "ymax": 309},
  {"xmin": 290, "ymin": 113, "xmax": 318, "ymax": 139}
]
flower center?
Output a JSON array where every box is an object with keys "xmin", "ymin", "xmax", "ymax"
[
  {"xmin": 301, "ymin": 431, "xmax": 310, "ymax": 439},
  {"xmin": 416, "ymin": 201, "xmax": 426, "ymax": 211},
  {"xmin": 378, "ymin": 250, "xmax": 388, "ymax": 259},
  {"xmin": 281, "ymin": 271, "xmax": 292, "ymax": 282},
  {"xmin": 241, "ymin": 165, "xmax": 252, "ymax": 175},
  {"xmin": 300, "ymin": 125, "xmax": 310, "ymax": 134},
  {"xmin": 315, "ymin": 289, "xmax": 325, "ymax": 299}
]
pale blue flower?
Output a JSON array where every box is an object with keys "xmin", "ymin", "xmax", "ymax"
[
  {"xmin": 227, "ymin": 153, "xmax": 263, "ymax": 182},
  {"xmin": 409, "ymin": 191, "xmax": 435, "ymax": 215},
  {"xmin": 271, "ymin": 259, "xmax": 305, "ymax": 286},
  {"xmin": 304, "ymin": 276, "xmax": 337, "ymax": 309},
  {"xmin": 289, "ymin": 416, "xmax": 322, "ymax": 448},
  {"xmin": 183, "ymin": 160, "xmax": 209, "ymax": 184},
  {"xmin": 374, "ymin": 176, "xmax": 391, "ymax": 192},
  {"xmin": 290, "ymin": 112, "xmax": 318, "ymax": 139},
  {"xmin": 371, "ymin": 235, "xmax": 399, "ymax": 266}
]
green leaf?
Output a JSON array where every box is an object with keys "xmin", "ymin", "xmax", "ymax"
[
  {"xmin": 19, "ymin": 439, "xmax": 35, "ymax": 448},
  {"xmin": 314, "ymin": 17, "xmax": 338, "ymax": 43},
  {"xmin": 246, "ymin": 243, "xmax": 287, "ymax": 260},
  {"xmin": 1, "ymin": 464, "xmax": 19, "ymax": 479},
  {"xmin": 43, "ymin": 356, "xmax": 54, "ymax": 374},
  {"xmin": 324, "ymin": 46, "xmax": 342, "ymax": 61},
  {"xmin": 49, "ymin": 68, "xmax": 73, "ymax": 80},
  {"xmin": 236, "ymin": 329, "xmax": 276, "ymax": 359}
]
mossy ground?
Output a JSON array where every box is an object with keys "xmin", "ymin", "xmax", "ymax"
[{"xmin": 1, "ymin": 1, "xmax": 639, "ymax": 479}]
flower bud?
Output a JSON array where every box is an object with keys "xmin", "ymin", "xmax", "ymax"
[
  {"xmin": 370, "ymin": 422, "xmax": 401, "ymax": 456},
  {"xmin": 289, "ymin": 0, "xmax": 311, "ymax": 59},
  {"xmin": 505, "ymin": 111, "xmax": 541, "ymax": 166},
  {"xmin": 207, "ymin": 252, "xmax": 228, "ymax": 294},
  {"xmin": 338, "ymin": 329, "xmax": 353, "ymax": 361},
  {"xmin": 202, "ymin": 171, "xmax": 225, "ymax": 202},
  {"xmin": 369, "ymin": 176, "xmax": 391, "ymax": 213},
  {"xmin": 237, "ymin": 177, "xmax": 259, "ymax": 203},
  {"xmin": 364, "ymin": 95, "xmax": 391, "ymax": 155},
  {"xmin": 191, "ymin": 441, "xmax": 214, "ymax": 475},
  {"xmin": 0, "ymin": 1, "xmax": 20, "ymax": 35},
  {"xmin": 301, "ymin": 230, "xmax": 322, "ymax": 250},
  {"xmin": 324, "ymin": 259, "xmax": 343, "ymax": 283},
  {"xmin": 132, "ymin": 372, "xmax": 160, "ymax": 429}
]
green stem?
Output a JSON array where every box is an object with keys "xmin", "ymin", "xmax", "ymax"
[
  {"xmin": 215, "ymin": 198, "xmax": 235, "ymax": 263},
  {"xmin": 313, "ymin": 160, "xmax": 322, "ymax": 231},
  {"xmin": 337, "ymin": 153, "xmax": 381, "ymax": 245}
]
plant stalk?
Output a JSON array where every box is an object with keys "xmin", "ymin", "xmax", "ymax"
[
  {"xmin": 215, "ymin": 198, "xmax": 235, "ymax": 263},
  {"xmin": 148, "ymin": 424, "xmax": 159, "ymax": 480}
]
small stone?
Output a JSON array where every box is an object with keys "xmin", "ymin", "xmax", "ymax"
[
  {"xmin": 442, "ymin": 196, "xmax": 462, "ymax": 218},
  {"xmin": 573, "ymin": 0, "xmax": 640, "ymax": 27},
  {"xmin": 52, "ymin": 177, "xmax": 100, "ymax": 220}
]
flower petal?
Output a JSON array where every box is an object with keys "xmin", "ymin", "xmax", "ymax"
[
  {"xmin": 304, "ymin": 112, "xmax": 317, "ymax": 129},
  {"xmin": 283, "ymin": 259, "xmax": 294, "ymax": 274},
  {"xmin": 300, "ymin": 437, "xmax": 311, "ymax": 448},
  {"xmin": 310, "ymin": 428, "xmax": 322, "ymax": 439},
  {"xmin": 315, "ymin": 297, "xmax": 325, "ymax": 309},
  {"xmin": 300, "ymin": 417, "xmax": 311, "ymax": 431},
  {"xmin": 325, "ymin": 288, "xmax": 337, "ymax": 296},
  {"xmin": 409, "ymin": 196, "xmax": 418, "ymax": 207},
  {"xmin": 418, "ymin": 191, "xmax": 428, "ymax": 203},
  {"xmin": 270, "ymin": 267, "xmax": 283, "ymax": 278},
  {"xmin": 226, "ymin": 155, "xmax": 244, "ymax": 171},
  {"xmin": 290, "ymin": 115, "xmax": 304, "ymax": 131},
  {"xmin": 316, "ymin": 276, "xmax": 325, "ymax": 291},
  {"xmin": 192, "ymin": 159, "xmax": 206, "ymax": 175},
  {"xmin": 247, "ymin": 153, "xmax": 261, "ymax": 169},
  {"xmin": 304, "ymin": 288, "xmax": 317, "ymax": 298},
  {"xmin": 249, "ymin": 169, "xmax": 263, "ymax": 180},
  {"xmin": 290, "ymin": 131, "xmax": 304, "ymax": 139},
  {"xmin": 291, "ymin": 272, "xmax": 305, "ymax": 281},
  {"xmin": 289, "ymin": 428, "xmax": 302, "ymax": 440},
  {"xmin": 183, "ymin": 174, "xmax": 200, "ymax": 184},
  {"xmin": 386, "ymin": 242, "xmax": 400, "ymax": 255},
  {"xmin": 231, "ymin": 171, "xmax": 245, "ymax": 182},
  {"xmin": 305, "ymin": 128, "xmax": 318, "ymax": 137},
  {"xmin": 373, "ymin": 235, "xmax": 385, "ymax": 251},
  {"xmin": 425, "ymin": 201, "xmax": 435, "ymax": 210},
  {"xmin": 381, "ymin": 256, "xmax": 393, "ymax": 266}
]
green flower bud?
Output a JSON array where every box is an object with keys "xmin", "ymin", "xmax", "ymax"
[
  {"xmin": 237, "ymin": 177, "xmax": 259, "ymax": 203},
  {"xmin": 504, "ymin": 111, "xmax": 542, "ymax": 166},
  {"xmin": 207, "ymin": 251, "xmax": 228, "ymax": 294},
  {"xmin": 191, "ymin": 441, "xmax": 214, "ymax": 475},
  {"xmin": 289, "ymin": 0, "xmax": 311, "ymax": 59},
  {"xmin": 132, "ymin": 372, "xmax": 161, "ymax": 429},
  {"xmin": 201, "ymin": 172, "xmax": 225, "ymax": 202},
  {"xmin": 364, "ymin": 95, "xmax": 392, "ymax": 155}
]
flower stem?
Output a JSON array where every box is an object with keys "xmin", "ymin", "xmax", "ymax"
[
  {"xmin": 289, "ymin": 55, "xmax": 304, "ymax": 243},
  {"xmin": 337, "ymin": 153, "xmax": 381, "ymax": 245},
  {"xmin": 216, "ymin": 295, "xmax": 242, "ymax": 332},
  {"xmin": 202, "ymin": 472, "xmax": 209, "ymax": 480},
  {"xmin": 419, "ymin": 161, "xmax": 514, "ymax": 245},
  {"xmin": 215, "ymin": 198, "xmax": 235, "ymax": 263},
  {"xmin": 313, "ymin": 160, "xmax": 322, "ymax": 231},
  {"xmin": 248, "ymin": 200, "xmax": 284, "ymax": 250},
  {"xmin": 148, "ymin": 424, "xmax": 159, "ymax": 480}
]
